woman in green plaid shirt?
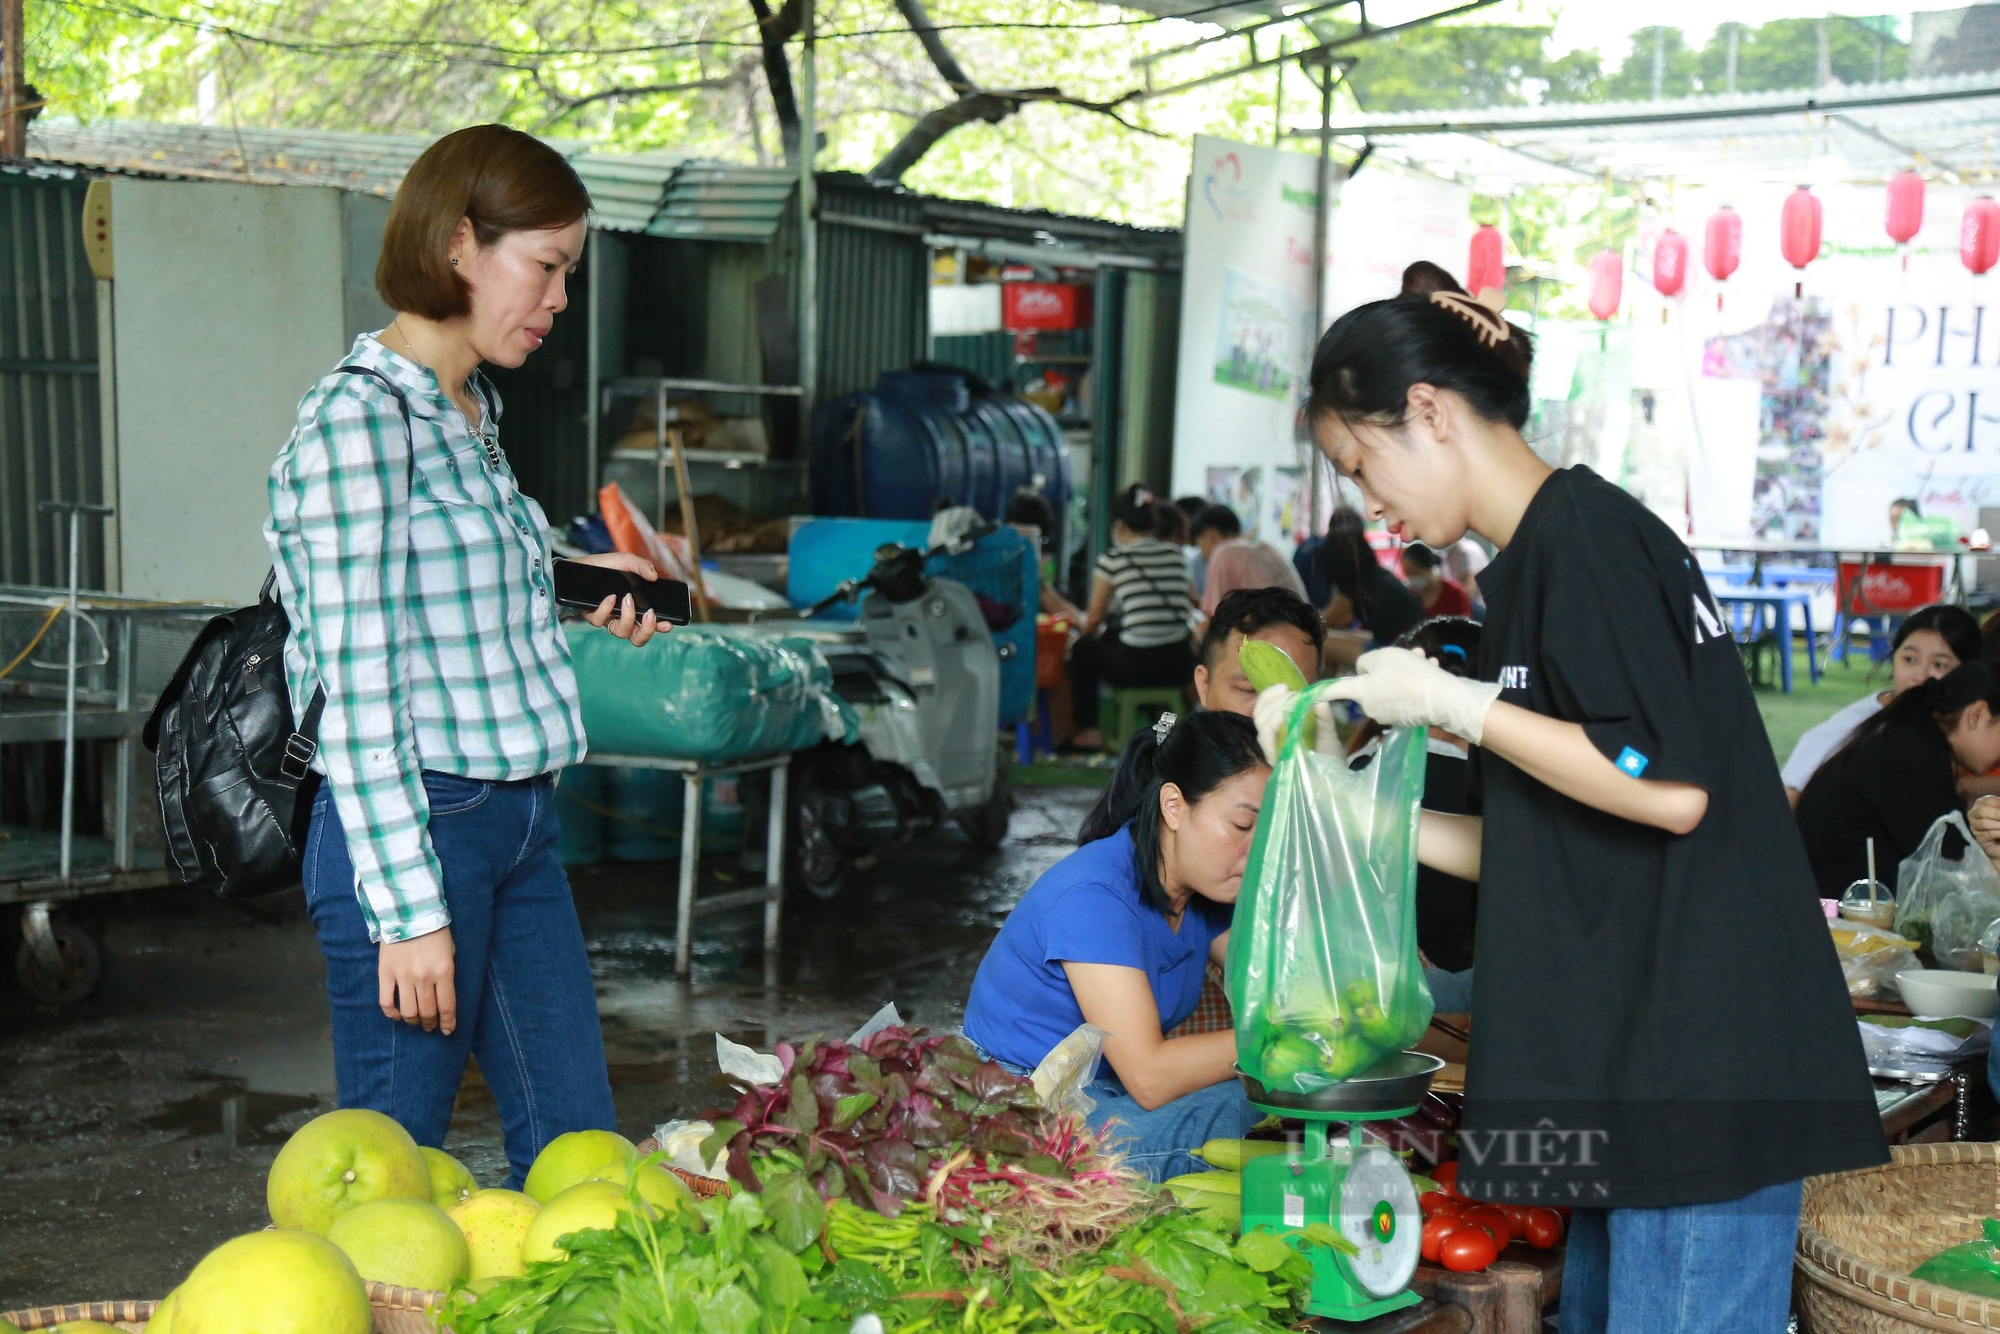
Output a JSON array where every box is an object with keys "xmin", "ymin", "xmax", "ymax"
[{"xmin": 266, "ymin": 125, "xmax": 659, "ymax": 1187}]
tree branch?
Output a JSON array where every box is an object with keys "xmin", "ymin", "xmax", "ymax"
[
  {"xmin": 866, "ymin": 0, "xmax": 1157, "ymax": 182},
  {"xmin": 867, "ymin": 86, "xmax": 1158, "ymax": 182},
  {"xmin": 540, "ymin": 69, "xmax": 744, "ymax": 125},
  {"xmin": 891, "ymin": 0, "xmax": 973, "ymax": 95},
  {"xmin": 748, "ymin": 0, "xmax": 802, "ymax": 163}
]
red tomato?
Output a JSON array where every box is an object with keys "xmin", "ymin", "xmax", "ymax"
[
  {"xmin": 1524, "ymin": 1207, "xmax": 1564, "ymax": 1250},
  {"xmin": 1419, "ymin": 1191, "xmax": 1465, "ymax": 1218},
  {"xmin": 1461, "ymin": 1205, "xmax": 1513, "ymax": 1248},
  {"xmin": 1440, "ymin": 1225, "xmax": 1499, "ymax": 1273},
  {"xmin": 1421, "ymin": 1215, "xmax": 1458, "ymax": 1263},
  {"xmin": 1555, "ymin": 1206, "xmax": 1573, "ymax": 1222},
  {"xmin": 1432, "ymin": 1161, "xmax": 1462, "ymax": 1198},
  {"xmin": 1500, "ymin": 1205, "xmax": 1532, "ymax": 1233}
]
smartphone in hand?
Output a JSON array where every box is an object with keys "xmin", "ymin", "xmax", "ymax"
[{"xmin": 552, "ymin": 558, "xmax": 693, "ymax": 626}]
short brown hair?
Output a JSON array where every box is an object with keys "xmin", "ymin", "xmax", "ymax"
[{"xmin": 376, "ymin": 124, "xmax": 592, "ymax": 320}]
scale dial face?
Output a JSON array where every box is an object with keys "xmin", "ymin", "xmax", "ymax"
[{"xmin": 1339, "ymin": 1146, "xmax": 1421, "ymax": 1297}]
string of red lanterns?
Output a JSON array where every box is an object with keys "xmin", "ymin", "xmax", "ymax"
[{"xmin": 1561, "ymin": 180, "xmax": 1996, "ymax": 315}]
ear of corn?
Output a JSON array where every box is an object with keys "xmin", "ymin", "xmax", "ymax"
[{"xmin": 1190, "ymin": 1139, "xmax": 1288, "ymax": 1171}]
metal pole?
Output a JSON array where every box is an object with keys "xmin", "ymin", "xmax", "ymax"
[
  {"xmin": 0, "ymin": 0, "xmax": 24, "ymax": 159},
  {"xmin": 1311, "ymin": 57, "xmax": 1332, "ymax": 343},
  {"xmin": 36, "ymin": 500, "xmax": 112, "ymax": 885},
  {"xmin": 1273, "ymin": 39, "xmax": 1286, "ymax": 147},
  {"xmin": 797, "ymin": 0, "xmax": 819, "ymax": 460},
  {"xmin": 1308, "ymin": 57, "xmax": 1333, "ymax": 540},
  {"xmin": 60, "ymin": 510, "xmax": 80, "ymax": 881},
  {"xmin": 585, "ymin": 232, "xmax": 602, "ymax": 506}
]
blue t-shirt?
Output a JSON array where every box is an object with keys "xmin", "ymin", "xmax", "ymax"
[{"xmin": 963, "ymin": 828, "xmax": 1231, "ymax": 1072}]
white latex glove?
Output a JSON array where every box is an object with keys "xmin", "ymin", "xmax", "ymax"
[
  {"xmin": 1320, "ymin": 646, "xmax": 1504, "ymax": 746},
  {"xmin": 1252, "ymin": 684, "xmax": 1346, "ymax": 765}
]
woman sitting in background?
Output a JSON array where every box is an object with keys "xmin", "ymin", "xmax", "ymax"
[
  {"xmin": 1796, "ymin": 659, "xmax": 2000, "ymax": 898},
  {"xmin": 1400, "ymin": 543, "xmax": 1474, "ymax": 619},
  {"xmin": 1067, "ymin": 485, "xmax": 1196, "ymax": 751},
  {"xmin": 1781, "ymin": 604, "xmax": 1980, "ymax": 807},
  {"xmin": 963, "ymin": 711, "xmax": 1268, "ymax": 1181},
  {"xmin": 1310, "ymin": 506, "xmax": 1425, "ymax": 672}
]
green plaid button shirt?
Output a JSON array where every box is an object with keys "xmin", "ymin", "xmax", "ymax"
[{"xmin": 264, "ymin": 336, "xmax": 587, "ymax": 943}]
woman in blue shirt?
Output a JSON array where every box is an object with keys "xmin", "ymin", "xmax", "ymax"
[{"xmin": 964, "ymin": 710, "xmax": 1268, "ymax": 1180}]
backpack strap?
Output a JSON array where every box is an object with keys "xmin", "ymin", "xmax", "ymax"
[{"xmin": 275, "ymin": 364, "xmax": 419, "ymax": 758}]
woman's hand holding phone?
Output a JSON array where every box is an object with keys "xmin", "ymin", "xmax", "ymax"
[{"xmin": 573, "ymin": 551, "xmax": 665, "ymax": 647}]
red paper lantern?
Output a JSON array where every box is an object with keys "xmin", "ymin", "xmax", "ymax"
[
  {"xmin": 1588, "ymin": 250, "xmax": 1623, "ymax": 321},
  {"xmin": 1704, "ymin": 207, "xmax": 1742, "ymax": 309},
  {"xmin": 1886, "ymin": 170, "xmax": 1925, "ymax": 245},
  {"xmin": 1467, "ymin": 225, "xmax": 1505, "ymax": 302},
  {"xmin": 1652, "ymin": 229, "xmax": 1689, "ymax": 297},
  {"xmin": 1963, "ymin": 197, "xmax": 2000, "ymax": 276},
  {"xmin": 1781, "ymin": 186, "xmax": 1823, "ymax": 297}
]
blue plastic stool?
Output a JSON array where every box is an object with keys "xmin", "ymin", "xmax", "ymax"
[{"xmin": 1014, "ymin": 689, "xmax": 1056, "ymax": 763}]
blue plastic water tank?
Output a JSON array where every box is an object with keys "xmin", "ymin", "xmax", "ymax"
[{"xmin": 811, "ymin": 369, "xmax": 1071, "ymax": 553}]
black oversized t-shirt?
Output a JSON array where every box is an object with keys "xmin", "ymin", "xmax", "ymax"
[
  {"xmin": 1462, "ymin": 467, "xmax": 1884, "ymax": 1210},
  {"xmin": 1417, "ymin": 743, "xmax": 1478, "ymax": 973}
]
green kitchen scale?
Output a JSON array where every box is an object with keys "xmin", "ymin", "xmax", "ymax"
[{"xmin": 1237, "ymin": 1051, "xmax": 1445, "ymax": 1322}]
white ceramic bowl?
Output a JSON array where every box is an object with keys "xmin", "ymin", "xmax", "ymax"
[{"xmin": 1894, "ymin": 968, "xmax": 1999, "ymax": 1020}]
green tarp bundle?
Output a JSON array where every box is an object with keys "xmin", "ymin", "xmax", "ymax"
[{"xmin": 566, "ymin": 624, "xmax": 855, "ymax": 764}]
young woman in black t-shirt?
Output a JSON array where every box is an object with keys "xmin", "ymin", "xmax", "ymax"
[
  {"xmin": 1253, "ymin": 262, "xmax": 1884, "ymax": 1334},
  {"xmin": 1796, "ymin": 660, "xmax": 2000, "ymax": 897}
]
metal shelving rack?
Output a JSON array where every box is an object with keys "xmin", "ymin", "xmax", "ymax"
[{"xmin": 601, "ymin": 377, "xmax": 807, "ymax": 524}]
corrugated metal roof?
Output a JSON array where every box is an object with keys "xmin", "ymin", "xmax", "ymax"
[
  {"xmin": 20, "ymin": 119, "xmax": 791, "ymax": 235},
  {"xmin": 646, "ymin": 162, "xmax": 797, "ymax": 241},
  {"xmin": 1308, "ymin": 71, "xmax": 2000, "ymax": 190}
]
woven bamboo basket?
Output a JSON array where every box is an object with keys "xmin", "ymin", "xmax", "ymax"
[
  {"xmin": 1, "ymin": 1281, "xmax": 442, "ymax": 1334},
  {"xmin": 634, "ymin": 1137, "xmax": 732, "ymax": 1199},
  {"xmin": 1797, "ymin": 1142, "xmax": 2000, "ymax": 1332}
]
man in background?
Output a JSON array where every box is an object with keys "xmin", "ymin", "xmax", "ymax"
[{"xmin": 1192, "ymin": 504, "xmax": 1307, "ymax": 619}]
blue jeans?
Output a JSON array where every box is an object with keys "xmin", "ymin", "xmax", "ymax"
[
  {"xmin": 304, "ymin": 771, "xmax": 618, "ymax": 1189},
  {"xmin": 1559, "ymin": 1178, "xmax": 1804, "ymax": 1334},
  {"xmin": 1086, "ymin": 1074, "xmax": 1261, "ymax": 1182}
]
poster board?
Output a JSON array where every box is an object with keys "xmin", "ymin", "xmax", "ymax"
[{"xmin": 1169, "ymin": 136, "xmax": 1335, "ymax": 555}]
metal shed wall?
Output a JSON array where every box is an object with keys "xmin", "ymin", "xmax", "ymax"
[
  {"xmin": 0, "ymin": 171, "xmax": 105, "ymax": 589},
  {"xmin": 814, "ymin": 179, "xmax": 927, "ymax": 401}
]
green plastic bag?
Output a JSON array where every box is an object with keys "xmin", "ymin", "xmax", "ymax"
[
  {"xmin": 1227, "ymin": 682, "xmax": 1434, "ymax": 1093},
  {"xmin": 566, "ymin": 624, "xmax": 856, "ymax": 764},
  {"xmin": 1913, "ymin": 1219, "xmax": 2000, "ymax": 1300}
]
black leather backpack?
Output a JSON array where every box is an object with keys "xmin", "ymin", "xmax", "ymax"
[{"xmin": 143, "ymin": 366, "xmax": 411, "ymax": 897}]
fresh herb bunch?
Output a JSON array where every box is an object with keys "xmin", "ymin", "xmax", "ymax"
[
  {"xmin": 447, "ymin": 1168, "xmax": 1352, "ymax": 1334},
  {"xmin": 700, "ymin": 1027, "xmax": 1049, "ymax": 1223}
]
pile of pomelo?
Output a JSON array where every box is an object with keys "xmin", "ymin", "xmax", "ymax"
[{"xmin": 15, "ymin": 1111, "xmax": 697, "ymax": 1334}]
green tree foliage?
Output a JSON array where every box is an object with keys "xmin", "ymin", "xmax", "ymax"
[
  {"xmin": 1701, "ymin": 17, "xmax": 1908, "ymax": 92},
  {"xmin": 15, "ymin": 3, "xmax": 1914, "ymax": 230},
  {"xmin": 1599, "ymin": 27, "xmax": 1706, "ymax": 101},
  {"xmin": 1594, "ymin": 18, "xmax": 1910, "ymax": 102},
  {"xmin": 1333, "ymin": 23, "xmax": 1560, "ymax": 111}
]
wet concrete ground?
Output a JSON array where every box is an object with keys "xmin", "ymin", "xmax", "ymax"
[{"xmin": 0, "ymin": 784, "xmax": 1098, "ymax": 1306}]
